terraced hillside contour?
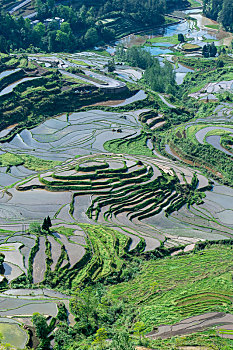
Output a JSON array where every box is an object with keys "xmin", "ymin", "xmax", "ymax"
[
  {"xmin": 17, "ymin": 155, "xmax": 211, "ymax": 221},
  {"xmin": 0, "ymin": 54, "xmax": 132, "ymax": 143},
  {"xmin": 108, "ymin": 243, "xmax": 233, "ymax": 341},
  {"xmin": 0, "ymin": 222, "xmax": 136, "ymax": 290}
]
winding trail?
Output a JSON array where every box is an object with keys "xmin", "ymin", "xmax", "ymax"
[{"xmin": 158, "ymin": 93, "xmax": 176, "ymax": 109}]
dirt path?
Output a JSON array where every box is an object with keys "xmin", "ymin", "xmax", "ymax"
[{"xmin": 146, "ymin": 312, "xmax": 233, "ymax": 339}]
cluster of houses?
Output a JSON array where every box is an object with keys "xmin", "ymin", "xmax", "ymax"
[{"xmin": 31, "ymin": 17, "xmax": 64, "ymax": 28}]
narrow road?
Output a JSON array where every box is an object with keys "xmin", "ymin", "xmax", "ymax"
[
  {"xmin": 158, "ymin": 93, "xmax": 176, "ymax": 108},
  {"xmin": 60, "ymin": 69, "xmax": 126, "ymax": 90}
]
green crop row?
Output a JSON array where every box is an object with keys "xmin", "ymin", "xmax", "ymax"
[
  {"xmin": 71, "ymin": 225, "xmax": 132, "ymax": 289},
  {"xmin": 27, "ymin": 237, "xmax": 39, "ymax": 284}
]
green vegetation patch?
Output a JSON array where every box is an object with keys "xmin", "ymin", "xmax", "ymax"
[
  {"xmin": 108, "ymin": 244, "xmax": 233, "ymax": 329},
  {"xmin": 69, "ymin": 59, "xmax": 90, "ymax": 66},
  {"xmin": 104, "ymin": 132, "xmax": 153, "ymax": 157},
  {"xmin": 71, "ymin": 224, "xmax": 132, "ymax": 288},
  {"xmin": 0, "ymin": 153, "xmax": 60, "ymax": 171},
  {"xmin": 182, "ymin": 43, "xmax": 200, "ymax": 51},
  {"xmin": 205, "ymin": 24, "xmax": 220, "ymax": 30},
  {"xmin": 145, "ymin": 34, "xmax": 179, "ymax": 45},
  {"xmin": 0, "ymin": 246, "xmax": 16, "ymax": 251},
  {"xmin": 54, "ymin": 226, "xmax": 76, "ymax": 238},
  {"xmin": 166, "ymin": 121, "xmax": 233, "ymax": 185},
  {"xmin": 188, "ymin": 0, "xmax": 202, "ymax": 6},
  {"xmin": 0, "ymin": 323, "xmax": 28, "ymax": 349},
  {"xmin": 0, "ymin": 229, "xmax": 15, "ymax": 234}
]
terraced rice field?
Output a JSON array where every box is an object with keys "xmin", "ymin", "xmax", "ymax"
[
  {"xmin": 108, "ymin": 244, "xmax": 233, "ymax": 332},
  {"xmin": 1, "ymin": 105, "xmax": 233, "ymax": 290},
  {"xmin": 0, "ymin": 287, "xmax": 73, "ymax": 324},
  {"xmin": 165, "ymin": 120, "xmax": 233, "ymax": 185},
  {"xmin": 0, "ymin": 143, "xmax": 229, "ymax": 291},
  {"xmin": 0, "ymin": 322, "xmax": 28, "ymax": 349},
  {"xmin": 0, "ymin": 110, "xmax": 142, "ymax": 162},
  {"xmin": 0, "ymin": 43, "xmax": 233, "ymax": 348}
]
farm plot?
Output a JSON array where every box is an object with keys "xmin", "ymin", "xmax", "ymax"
[
  {"xmin": 0, "ymin": 77, "xmax": 41, "ymax": 97},
  {"xmin": 165, "ymin": 122, "xmax": 233, "ymax": 186},
  {"xmin": 158, "ymin": 181, "xmax": 233, "ymax": 240},
  {"xmin": 14, "ymin": 152, "xmax": 218, "ymax": 251},
  {"xmin": 0, "ymin": 287, "xmax": 75, "ymax": 333},
  {"xmin": 47, "ymin": 236, "xmax": 61, "ymax": 272},
  {"xmin": 0, "ymin": 234, "xmax": 36, "ymax": 282},
  {"xmin": 71, "ymin": 224, "xmax": 132, "ymax": 288},
  {"xmin": 0, "ymin": 188, "xmax": 72, "ymax": 224},
  {"xmin": 0, "ymin": 243, "xmax": 26, "ymax": 277},
  {"xmin": 32, "ymin": 236, "xmax": 46, "ymax": 284},
  {"xmin": 56, "ymin": 52, "xmax": 110, "ymax": 71},
  {"xmin": 37, "ymin": 154, "xmax": 208, "ymax": 220},
  {"xmin": 22, "ymin": 225, "xmax": 87, "ymax": 287},
  {"xmin": 0, "ymin": 110, "xmax": 142, "ymax": 161},
  {"xmin": 6, "ymin": 221, "xmax": 140, "ymax": 289},
  {"xmin": 51, "ymin": 231, "xmax": 86, "ymax": 268},
  {"xmin": 139, "ymin": 110, "xmax": 166, "ymax": 131},
  {"xmin": 0, "ymin": 322, "xmax": 28, "ymax": 349},
  {"xmin": 0, "ymin": 223, "xmax": 87, "ymax": 288},
  {"xmin": 189, "ymin": 80, "xmax": 233, "ymax": 100}
]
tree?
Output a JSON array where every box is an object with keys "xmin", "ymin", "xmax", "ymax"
[
  {"xmin": 219, "ymin": 0, "xmax": 233, "ymax": 31},
  {"xmin": 42, "ymin": 217, "xmax": 50, "ymax": 232},
  {"xmin": 0, "ymin": 253, "xmax": 5, "ymax": 274},
  {"xmin": 202, "ymin": 44, "xmax": 209, "ymax": 58},
  {"xmin": 202, "ymin": 43, "xmax": 217, "ymax": 58},
  {"xmin": 70, "ymin": 287, "xmax": 98, "ymax": 332},
  {"xmin": 55, "ymin": 30, "xmax": 70, "ymax": 51},
  {"xmin": 84, "ymin": 28, "xmax": 99, "ymax": 47},
  {"xmin": 60, "ymin": 22, "xmax": 71, "ymax": 34},
  {"xmin": 101, "ymin": 27, "xmax": 115, "ymax": 42},
  {"xmin": 47, "ymin": 216, "xmax": 52, "ymax": 228},
  {"xmin": 92, "ymin": 328, "xmax": 107, "ymax": 350},
  {"xmin": 209, "ymin": 42, "xmax": 217, "ymax": 57},
  {"xmin": 54, "ymin": 324, "xmax": 74, "ymax": 350},
  {"xmin": 110, "ymin": 331, "xmax": 134, "ymax": 350},
  {"xmin": 0, "ymin": 35, "xmax": 8, "ymax": 53},
  {"xmin": 107, "ymin": 59, "xmax": 115, "ymax": 72},
  {"xmin": 178, "ymin": 33, "xmax": 185, "ymax": 42},
  {"xmin": 57, "ymin": 302, "xmax": 68, "ymax": 322},
  {"xmin": 32, "ymin": 313, "xmax": 49, "ymax": 339},
  {"xmin": 217, "ymin": 59, "xmax": 224, "ymax": 67},
  {"xmin": 203, "ymin": 0, "xmax": 233, "ymax": 31},
  {"xmin": 42, "ymin": 217, "xmax": 47, "ymax": 231},
  {"xmin": 33, "ymin": 22, "xmax": 46, "ymax": 43}
]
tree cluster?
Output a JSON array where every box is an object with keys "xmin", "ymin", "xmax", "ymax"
[
  {"xmin": 0, "ymin": 5, "xmax": 115, "ymax": 53},
  {"xmin": 0, "ymin": 0, "xmax": 188, "ymax": 53},
  {"xmin": 203, "ymin": 0, "xmax": 233, "ymax": 31},
  {"xmin": 42, "ymin": 216, "xmax": 52, "ymax": 232},
  {"xmin": 202, "ymin": 42, "xmax": 217, "ymax": 57},
  {"xmin": 116, "ymin": 45, "xmax": 177, "ymax": 94},
  {"xmin": 52, "ymin": 285, "xmax": 139, "ymax": 350}
]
